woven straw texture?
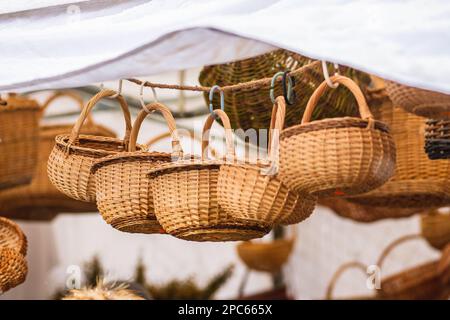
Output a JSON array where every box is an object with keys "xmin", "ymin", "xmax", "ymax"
[
  {"xmin": 0, "ymin": 95, "xmax": 40, "ymax": 190},
  {"xmin": 386, "ymin": 80, "xmax": 450, "ymax": 118},
  {"xmin": 421, "ymin": 211, "xmax": 450, "ymax": 250},
  {"xmin": 92, "ymin": 103, "xmax": 180, "ymax": 234},
  {"xmin": 218, "ymin": 96, "xmax": 317, "ymax": 226},
  {"xmin": 47, "ymin": 89, "xmax": 146, "ymax": 203},
  {"xmin": 348, "ymin": 101, "xmax": 450, "ymax": 207},
  {"xmin": 279, "ymin": 75, "xmax": 396, "ymax": 197},
  {"xmin": 425, "ymin": 119, "xmax": 450, "ymax": 160},
  {"xmin": 148, "ymin": 109, "xmax": 270, "ymax": 242},
  {"xmin": 199, "ymin": 49, "xmax": 371, "ymax": 131},
  {"xmin": 63, "ymin": 281, "xmax": 144, "ymax": 300},
  {"xmin": 0, "ymin": 92, "xmax": 116, "ymax": 221}
]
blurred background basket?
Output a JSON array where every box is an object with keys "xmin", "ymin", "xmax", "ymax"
[{"xmin": 421, "ymin": 210, "xmax": 450, "ymax": 250}]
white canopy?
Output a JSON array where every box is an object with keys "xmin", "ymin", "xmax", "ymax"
[{"xmin": 1, "ymin": 0, "xmax": 450, "ymax": 93}]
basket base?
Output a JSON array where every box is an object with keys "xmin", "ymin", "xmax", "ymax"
[
  {"xmin": 109, "ymin": 217, "xmax": 165, "ymax": 234},
  {"xmin": 172, "ymin": 224, "xmax": 271, "ymax": 242}
]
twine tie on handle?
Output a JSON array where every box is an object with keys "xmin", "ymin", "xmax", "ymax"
[
  {"xmin": 322, "ymin": 60, "xmax": 340, "ymax": 88},
  {"xmin": 139, "ymin": 80, "xmax": 159, "ymax": 114}
]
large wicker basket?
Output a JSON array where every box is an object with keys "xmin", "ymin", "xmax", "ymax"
[
  {"xmin": 148, "ymin": 109, "xmax": 271, "ymax": 242},
  {"xmin": 421, "ymin": 210, "xmax": 450, "ymax": 250},
  {"xmin": 0, "ymin": 91, "xmax": 116, "ymax": 221},
  {"xmin": 47, "ymin": 89, "xmax": 146, "ymax": 203},
  {"xmin": 199, "ymin": 49, "xmax": 371, "ymax": 131},
  {"xmin": 92, "ymin": 103, "xmax": 180, "ymax": 234},
  {"xmin": 279, "ymin": 75, "xmax": 396, "ymax": 197},
  {"xmin": 0, "ymin": 94, "xmax": 40, "ymax": 190}
]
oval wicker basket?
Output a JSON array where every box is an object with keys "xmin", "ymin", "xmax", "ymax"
[
  {"xmin": 421, "ymin": 210, "xmax": 450, "ymax": 250},
  {"xmin": 348, "ymin": 101, "xmax": 450, "ymax": 207},
  {"xmin": 199, "ymin": 49, "xmax": 371, "ymax": 131},
  {"xmin": 0, "ymin": 94, "xmax": 40, "ymax": 190},
  {"xmin": 218, "ymin": 96, "xmax": 317, "ymax": 226},
  {"xmin": 279, "ymin": 75, "xmax": 396, "ymax": 197},
  {"xmin": 148, "ymin": 109, "xmax": 271, "ymax": 242},
  {"xmin": 0, "ymin": 91, "xmax": 116, "ymax": 221},
  {"xmin": 47, "ymin": 89, "xmax": 146, "ymax": 203},
  {"xmin": 425, "ymin": 119, "xmax": 450, "ymax": 160},
  {"xmin": 92, "ymin": 102, "xmax": 180, "ymax": 234},
  {"xmin": 386, "ymin": 80, "xmax": 450, "ymax": 119}
]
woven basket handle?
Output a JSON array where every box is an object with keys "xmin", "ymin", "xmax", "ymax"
[
  {"xmin": 376, "ymin": 234, "xmax": 423, "ymax": 269},
  {"xmin": 301, "ymin": 75, "xmax": 373, "ymax": 124},
  {"xmin": 129, "ymin": 102, "xmax": 182, "ymax": 157},
  {"xmin": 202, "ymin": 109, "xmax": 235, "ymax": 160},
  {"xmin": 41, "ymin": 91, "xmax": 94, "ymax": 125},
  {"xmin": 325, "ymin": 261, "xmax": 368, "ymax": 300},
  {"xmin": 69, "ymin": 89, "xmax": 131, "ymax": 146},
  {"xmin": 267, "ymin": 96, "xmax": 286, "ymax": 161}
]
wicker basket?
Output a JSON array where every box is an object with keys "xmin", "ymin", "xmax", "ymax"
[
  {"xmin": 48, "ymin": 89, "xmax": 146, "ymax": 203},
  {"xmin": 148, "ymin": 109, "xmax": 271, "ymax": 242},
  {"xmin": 348, "ymin": 101, "xmax": 450, "ymax": 207},
  {"xmin": 386, "ymin": 80, "xmax": 450, "ymax": 119},
  {"xmin": 421, "ymin": 210, "xmax": 450, "ymax": 250},
  {"xmin": 438, "ymin": 244, "xmax": 450, "ymax": 286},
  {"xmin": 218, "ymin": 96, "xmax": 317, "ymax": 226},
  {"xmin": 279, "ymin": 75, "xmax": 396, "ymax": 197},
  {"xmin": 92, "ymin": 103, "xmax": 180, "ymax": 234},
  {"xmin": 0, "ymin": 94, "xmax": 40, "ymax": 190},
  {"xmin": 199, "ymin": 49, "xmax": 372, "ymax": 131},
  {"xmin": 0, "ymin": 91, "xmax": 116, "ymax": 221},
  {"xmin": 425, "ymin": 119, "xmax": 450, "ymax": 160}
]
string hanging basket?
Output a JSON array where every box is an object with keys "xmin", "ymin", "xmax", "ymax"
[
  {"xmin": 0, "ymin": 91, "xmax": 116, "ymax": 221},
  {"xmin": 386, "ymin": 80, "xmax": 450, "ymax": 119},
  {"xmin": 279, "ymin": 75, "xmax": 396, "ymax": 197},
  {"xmin": 199, "ymin": 49, "xmax": 372, "ymax": 131},
  {"xmin": 0, "ymin": 94, "xmax": 40, "ymax": 190},
  {"xmin": 218, "ymin": 96, "xmax": 317, "ymax": 226},
  {"xmin": 421, "ymin": 210, "xmax": 450, "ymax": 250},
  {"xmin": 425, "ymin": 119, "xmax": 450, "ymax": 160},
  {"xmin": 92, "ymin": 103, "xmax": 180, "ymax": 234},
  {"xmin": 148, "ymin": 109, "xmax": 271, "ymax": 242},
  {"xmin": 47, "ymin": 89, "xmax": 147, "ymax": 203},
  {"xmin": 348, "ymin": 101, "xmax": 450, "ymax": 207}
]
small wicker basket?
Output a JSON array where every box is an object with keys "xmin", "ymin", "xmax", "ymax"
[
  {"xmin": 0, "ymin": 94, "xmax": 40, "ymax": 190},
  {"xmin": 47, "ymin": 89, "xmax": 146, "ymax": 203},
  {"xmin": 92, "ymin": 102, "xmax": 180, "ymax": 234},
  {"xmin": 279, "ymin": 75, "xmax": 396, "ymax": 197},
  {"xmin": 425, "ymin": 119, "xmax": 450, "ymax": 160},
  {"xmin": 421, "ymin": 210, "xmax": 450, "ymax": 250},
  {"xmin": 148, "ymin": 109, "xmax": 271, "ymax": 242}
]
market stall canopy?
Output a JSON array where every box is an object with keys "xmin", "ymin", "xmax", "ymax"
[{"xmin": 1, "ymin": 0, "xmax": 449, "ymax": 94}]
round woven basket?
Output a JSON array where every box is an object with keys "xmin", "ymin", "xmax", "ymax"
[
  {"xmin": 421, "ymin": 210, "xmax": 450, "ymax": 250},
  {"xmin": 148, "ymin": 109, "xmax": 271, "ymax": 242},
  {"xmin": 348, "ymin": 101, "xmax": 450, "ymax": 207},
  {"xmin": 218, "ymin": 96, "xmax": 317, "ymax": 226},
  {"xmin": 0, "ymin": 94, "xmax": 40, "ymax": 191},
  {"xmin": 199, "ymin": 49, "xmax": 371, "ymax": 131},
  {"xmin": 279, "ymin": 75, "xmax": 396, "ymax": 197},
  {"xmin": 386, "ymin": 80, "xmax": 450, "ymax": 119},
  {"xmin": 92, "ymin": 102, "xmax": 180, "ymax": 234},
  {"xmin": 47, "ymin": 89, "xmax": 146, "ymax": 203},
  {"xmin": 0, "ymin": 91, "xmax": 116, "ymax": 221},
  {"xmin": 425, "ymin": 119, "xmax": 450, "ymax": 160}
]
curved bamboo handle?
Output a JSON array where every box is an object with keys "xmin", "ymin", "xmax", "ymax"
[
  {"xmin": 301, "ymin": 75, "xmax": 373, "ymax": 124},
  {"xmin": 41, "ymin": 91, "xmax": 94, "ymax": 125},
  {"xmin": 129, "ymin": 102, "xmax": 182, "ymax": 157},
  {"xmin": 202, "ymin": 110, "xmax": 235, "ymax": 160},
  {"xmin": 376, "ymin": 234, "xmax": 423, "ymax": 269},
  {"xmin": 325, "ymin": 261, "xmax": 368, "ymax": 300},
  {"xmin": 68, "ymin": 89, "xmax": 131, "ymax": 146},
  {"xmin": 267, "ymin": 96, "xmax": 286, "ymax": 161}
]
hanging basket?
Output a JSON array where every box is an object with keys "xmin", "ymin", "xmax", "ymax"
[
  {"xmin": 348, "ymin": 101, "xmax": 450, "ymax": 207},
  {"xmin": 148, "ymin": 109, "xmax": 271, "ymax": 242},
  {"xmin": 92, "ymin": 103, "xmax": 180, "ymax": 234},
  {"xmin": 218, "ymin": 96, "xmax": 316, "ymax": 226},
  {"xmin": 425, "ymin": 119, "xmax": 450, "ymax": 160},
  {"xmin": 0, "ymin": 94, "xmax": 40, "ymax": 190},
  {"xmin": 279, "ymin": 75, "xmax": 396, "ymax": 197},
  {"xmin": 199, "ymin": 49, "xmax": 372, "ymax": 131},
  {"xmin": 47, "ymin": 89, "xmax": 147, "ymax": 203},
  {"xmin": 0, "ymin": 91, "xmax": 116, "ymax": 221},
  {"xmin": 386, "ymin": 80, "xmax": 450, "ymax": 119},
  {"xmin": 421, "ymin": 210, "xmax": 450, "ymax": 250}
]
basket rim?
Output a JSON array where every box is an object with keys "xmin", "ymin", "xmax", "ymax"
[
  {"xmin": 0, "ymin": 217, "xmax": 27, "ymax": 256},
  {"xmin": 147, "ymin": 158, "xmax": 221, "ymax": 178},
  {"xmin": 0, "ymin": 96, "xmax": 40, "ymax": 111},
  {"xmin": 40, "ymin": 123, "xmax": 115, "ymax": 139}
]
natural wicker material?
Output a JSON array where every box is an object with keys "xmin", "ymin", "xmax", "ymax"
[
  {"xmin": 438, "ymin": 244, "xmax": 450, "ymax": 286},
  {"xmin": 63, "ymin": 281, "xmax": 144, "ymax": 300},
  {"xmin": 279, "ymin": 75, "xmax": 396, "ymax": 197},
  {"xmin": 47, "ymin": 89, "xmax": 146, "ymax": 203},
  {"xmin": 199, "ymin": 49, "xmax": 371, "ymax": 131},
  {"xmin": 421, "ymin": 210, "xmax": 450, "ymax": 250},
  {"xmin": 148, "ymin": 109, "xmax": 271, "ymax": 242},
  {"xmin": 92, "ymin": 103, "xmax": 180, "ymax": 234},
  {"xmin": 348, "ymin": 102, "xmax": 450, "ymax": 207},
  {"xmin": 218, "ymin": 96, "xmax": 317, "ymax": 226},
  {"xmin": 0, "ymin": 217, "xmax": 27, "ymax": 255},
  {"xmin": 386, "ymin": 80, "xmax": 450, "ymax": 119},
  {"xmin": 425, "ymin": 119, "xmax": 450, "ymax": 160},
  {"xmin": 0, "ymin": 94, "xmax": 40, "ymax": 190},
  {"xmin": 0, "ymin": 91, "xmax": 116, "ymax": 220}
]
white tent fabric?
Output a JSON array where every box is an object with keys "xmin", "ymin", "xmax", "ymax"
[{"xmin": 1, "ymin": 0, "xmax": 450, "ymax": 94}]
